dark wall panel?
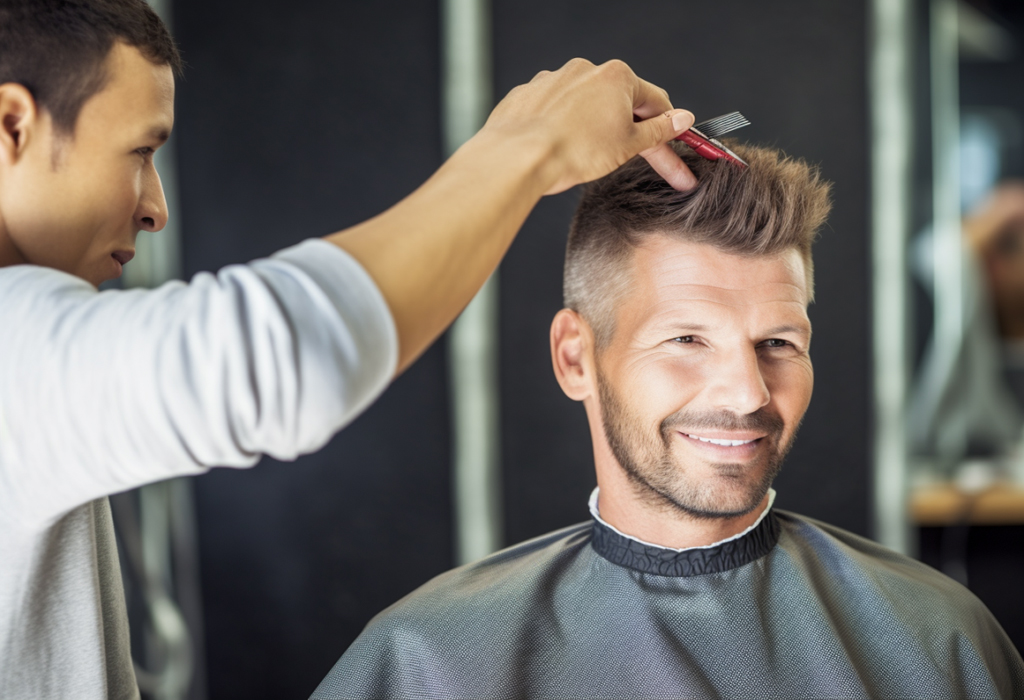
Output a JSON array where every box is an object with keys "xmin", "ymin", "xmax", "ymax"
[
  {"xmin": 173, "ymin": 2, "xmax": 449, "ymax": 697},
  {"xmin": 495, "ymin": 0, "xmax": 873, "ymax": 544}
]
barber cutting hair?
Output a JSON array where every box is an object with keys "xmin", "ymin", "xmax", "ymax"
[{"xmin": 0, "ymin": 1, "xmax": 700, "ymax": 697}]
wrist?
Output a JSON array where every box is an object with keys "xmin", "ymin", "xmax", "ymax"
[{"xmin": 459, "ymin": 122, "xmax": 561, "ymax": 197}]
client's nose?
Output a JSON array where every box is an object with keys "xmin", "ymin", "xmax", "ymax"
[{"xmin": 706, "ymin": 347, "xmax": 771, "ymax": 416}]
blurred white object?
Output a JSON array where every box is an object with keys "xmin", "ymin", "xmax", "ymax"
[{"xmin": 954, "ymin": 459, "xmax": 999, "ymax": 494}]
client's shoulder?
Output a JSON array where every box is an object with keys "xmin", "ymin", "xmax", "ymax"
[
  {"xmin": 367, "ymin": 520, "xmax": 594, "ymax": 629},
  {"xmin": 773, "ymin": 509, "xmax": 984, "ymax": 608},
  {"xmin": 314, "ymin": 522, "xmax": 597, "ymax": 698}
]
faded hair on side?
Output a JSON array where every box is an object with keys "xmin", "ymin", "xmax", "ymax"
[{"xmin": 564, "ymin": 140, "xmax": 832, "ymax": 347}]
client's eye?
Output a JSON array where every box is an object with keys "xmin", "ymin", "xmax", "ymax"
[
  {"xmin": 763, "ymin": 339, "xmax": 789, "ymax": 348},
  {"xmin": 673, "ymin": 336, "xmax": 695, "ymax": 344}
]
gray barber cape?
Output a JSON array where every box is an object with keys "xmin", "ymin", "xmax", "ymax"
[{"xmin": 312, "ymin": 508, "xmax": 1024, "ymax": 699}]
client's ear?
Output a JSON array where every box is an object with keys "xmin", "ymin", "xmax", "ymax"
[{"xmin": 550, "ymin": 308, "xmax": 595, "ymax": 402}]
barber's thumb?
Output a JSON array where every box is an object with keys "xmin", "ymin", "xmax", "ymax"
[{"xmin": 635, "ymin": 109, "xmax": 694, "ymax": 152}]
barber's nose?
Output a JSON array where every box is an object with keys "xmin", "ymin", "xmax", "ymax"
[
  {"xmin": 135, "ymin": 163, "xmax": 169, "ymax": 233},
  {"xmin": 707, "ymin": 347, "xmax": 771, "ymax": 415}
]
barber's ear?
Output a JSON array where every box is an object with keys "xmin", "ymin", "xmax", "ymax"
[
  {"xmin": 0, "ymin": 83, "xmax": 39, "ymax": 165},
  {"xmin": 550, "ymin": 308, "xmax": 595, "ymax": 402}
]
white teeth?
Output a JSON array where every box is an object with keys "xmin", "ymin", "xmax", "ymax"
[{"xmin": 686, "ymin": 434, "xmax": 755, "ymax": 447}]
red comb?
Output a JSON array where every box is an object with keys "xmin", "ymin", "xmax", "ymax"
[{"xmin": 674, "ymin": 112, "xmax": 750, "ymax": 168}]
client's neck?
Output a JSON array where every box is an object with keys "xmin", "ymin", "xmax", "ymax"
[{"xmin": 593, "ymin": 465, "xmax": 770, "ymax": 550}]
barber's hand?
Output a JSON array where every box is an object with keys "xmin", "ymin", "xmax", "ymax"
[{"xmin": 481, "ymin": 58, "xmax": 697, "ymax": 194}]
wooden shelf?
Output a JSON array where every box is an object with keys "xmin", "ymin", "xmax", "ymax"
[{"xmin": 909, "ymin": 482, "xmax": 1024, "ymax": 526}]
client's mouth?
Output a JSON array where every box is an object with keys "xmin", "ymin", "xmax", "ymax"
[{"xmin": 682, "ymin": 433, "xmax": 764, "ymax": 447}]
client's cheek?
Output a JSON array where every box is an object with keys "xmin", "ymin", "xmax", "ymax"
[
  {"xmin": 764, "ymin": 360, "xmax": 812, "ymax": 403},
  {"xmin": 638, "ymin": 365, "xmax": 706, "ymax": 414}
]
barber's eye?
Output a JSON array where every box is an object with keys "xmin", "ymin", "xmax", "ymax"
[
  {"xmin": 673, "ymin": 336, "xmax": 695, "ymax": 344},
  {"xmin": 764, "ymin": 339, "xmax": 788, "ymax": 348},
  {"xmin": 135, "ymin": 147, "xmax": 154, "ymax": 157}
]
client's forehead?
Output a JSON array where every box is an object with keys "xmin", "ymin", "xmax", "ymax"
[{"xmin": 622, "ymin": 235, "xmax": 810, "ymax": 325}]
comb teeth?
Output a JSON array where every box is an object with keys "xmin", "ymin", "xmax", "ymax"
[{"xmin": 693, "ymin": 111, "xmax": 750, "ymax": 139}]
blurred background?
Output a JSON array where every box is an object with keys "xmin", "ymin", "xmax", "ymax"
[{"xmin": 105, "ymin": 0, "xmax": 1024, "ymax": 697}]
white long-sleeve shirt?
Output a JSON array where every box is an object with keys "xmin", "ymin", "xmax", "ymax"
[{"xmin": 0, "ymin": 239, "xmax": 398, "ymax": 699}]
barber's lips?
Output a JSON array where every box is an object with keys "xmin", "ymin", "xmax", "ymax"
[{"xmin": 111, "ymin": 250, "xmax": 135, "ymax": 275}]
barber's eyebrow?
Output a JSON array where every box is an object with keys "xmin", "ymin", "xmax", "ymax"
[{"xmin": 147, "ymin": 127, "xmax": 171, "ymax": 144}]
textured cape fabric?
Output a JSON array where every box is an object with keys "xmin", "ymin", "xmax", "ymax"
[{"xmin": 313, "ymin": 510, "xmax": 1024, "ymax": 700}]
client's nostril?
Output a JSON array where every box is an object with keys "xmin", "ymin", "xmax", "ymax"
[{"xmin": 141, "ymin": 217, "xmax": 155, "ymax": 228}]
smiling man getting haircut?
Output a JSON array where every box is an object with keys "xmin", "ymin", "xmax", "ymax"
[{"xmin": 314, "ymin": 142, "xmax": 1024, "ymax": 700}]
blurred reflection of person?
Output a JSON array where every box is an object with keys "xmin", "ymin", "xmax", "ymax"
[
  {"xmin": 313, "ymin": 142, "xmax": 1024, "ymax": 700},
  {"xmin": 968, "ymin": 182, "xmax": 1024, "ymax": 396},
  {"xmin": 908, "ymin": 182, "xmax": 1024, "ymax": 469}
]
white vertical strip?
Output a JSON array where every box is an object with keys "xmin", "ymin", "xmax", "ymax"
[
  {"xmin": 930, "ymin": 0, "xmax": 965, "ymax": 459},
  {"xmin": 138, "ymin": 483, "xmax": 193, "ymax": 700},
  {"xmin": 442, "ymin": 0, "xmax": 502, "ymax": 565},
  {"xmin": 870, "ymin": 0, "xmax": 914, "ymax": 554}
]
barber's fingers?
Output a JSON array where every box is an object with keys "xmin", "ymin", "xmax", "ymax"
[
  {"xmin": 486, "ymin": 57, "xmax": 699, "ymax": 193},
  {"xmin": 631, "ymin": 76, "xmax": 674, "ymax": 120},
  {"xmin": 641, "ymin": 141, "xmax": 698, "ymax": 192},
  {"xmin": 631, "ymin": 72, "xmax": 698, "ymax": 191},
  {"xmin": 633, "ymin": 109, "xmax": 698, "ymax": 191}
]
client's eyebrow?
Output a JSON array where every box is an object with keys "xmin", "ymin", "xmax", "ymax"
[
  {"xmin": 655, "ymin": 322, "xmax": 711, "ymax": 335},
  {"xmin": 764, "ymin": 324, "xmax": 812, "ymax": 337},
  {"xmin": 655, "ymin": 322, "xmax": 811, "ymax": 338}
]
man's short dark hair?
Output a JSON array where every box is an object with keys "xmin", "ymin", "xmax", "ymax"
[
  {"xmin": 0, "ymin": 0, "xmax": 182, "ymax": 135},
  {"xmin": 564, "ymin": 141, "xmax": 833, "ymax": 347}
]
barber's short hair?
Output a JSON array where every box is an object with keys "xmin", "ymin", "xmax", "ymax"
[
  {"xmin": 0, "ymin": 0, "xmax": 182, "ymax": 135},
  {"xmin": 564, "ymin": 140, "xmax": 832, "ymax": 347}
]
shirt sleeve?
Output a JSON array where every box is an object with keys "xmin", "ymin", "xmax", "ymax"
[{"xmin": 0, "ymin": 238, "xmax": 398, "ymax": 529}]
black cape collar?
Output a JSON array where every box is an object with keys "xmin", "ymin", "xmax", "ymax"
[{"xmin": 590, "ymin": 510, "xmax": 780, "ymax": 577}]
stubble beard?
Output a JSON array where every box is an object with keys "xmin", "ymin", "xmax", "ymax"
[{"xmin": 597, "ymin": 371, "xmax": 799, "ymax": 521}]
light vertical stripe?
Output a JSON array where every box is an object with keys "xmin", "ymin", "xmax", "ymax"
[
  {"xmin": 870, "ymin": 0, "xmax": 914, "ymax": 554},
  {"xmin": 930, "ymin": 0, "xmax": 966, "ymax": 460},
  {"xmin": 442, "ymin": 0, "xmax": 502, "ymax": 565}
]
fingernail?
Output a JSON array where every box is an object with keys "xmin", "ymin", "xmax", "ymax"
[{"xmin": 672, "ymin": 110, "xmax": 695, "ymax": 132}]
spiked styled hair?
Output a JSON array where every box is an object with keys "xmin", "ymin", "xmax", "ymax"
[
  {"xmin": 0, "ymin": 0, "xmax": 182, "ymax": 135},
  {"xmin": 564, "ymin": 140, "xmax": 833, "ymax": 347}
]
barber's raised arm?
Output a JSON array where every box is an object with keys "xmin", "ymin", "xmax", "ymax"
[{"xmin": 326, "ymin": 58, "xmax": 695, "ymax": 373}]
